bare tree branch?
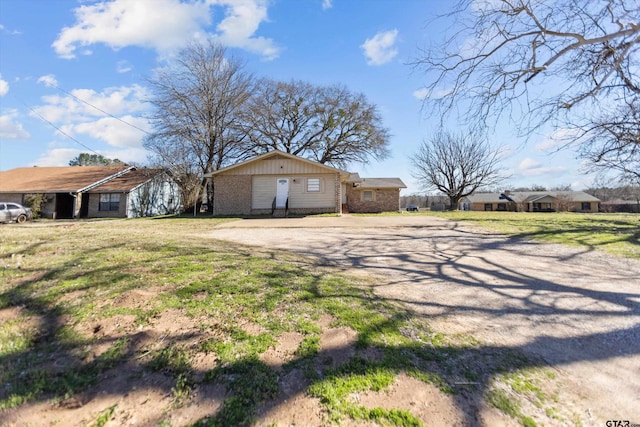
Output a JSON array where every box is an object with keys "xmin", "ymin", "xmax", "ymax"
[
  {"xmin": 144, "ymin": 41, "xmax": 254, "ymax": 211},
  {"xmin": 411, "ymin": 130, "xmax": 505, "ymax": 209},
  {"xmin": 241, "ymin": 80, "xmax": 391, "ymax": 169},
  {"xmin": 413, "ymin": 0, "xmax": 639, "ymax": 176}
]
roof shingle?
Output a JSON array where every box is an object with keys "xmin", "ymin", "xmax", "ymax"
[{"xmin": 0, "ymin": 166, "xmax": 132, "ymax": 193}]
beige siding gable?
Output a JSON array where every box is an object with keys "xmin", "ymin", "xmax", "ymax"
[{"xmin": 224, "ymin": 157, "xmax": 333, "ymax": 176}]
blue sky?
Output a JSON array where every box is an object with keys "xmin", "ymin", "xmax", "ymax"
[{"xmin": 0, "ymin": 0, "xmax": 597, "ymax": 194}]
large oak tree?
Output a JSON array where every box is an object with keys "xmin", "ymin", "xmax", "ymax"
[{"xmin": 242, "ymin": 79, "xmax": 391, "ymax": 168}]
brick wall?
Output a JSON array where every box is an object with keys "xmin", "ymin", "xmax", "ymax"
[
  {"xmin": 87, "ymin": 193, "xmax": 127, "ymax": 218},
  {"xmin": 214, "ymin": 175, "xmax": 252, "ymax": 216},
  {"xmin": 333, "ymin": 172, "xmax": 342, "ymax": 214},
  {"xmin": 346, "ymin": 185, "xmax": 400, "ymax": 213}
]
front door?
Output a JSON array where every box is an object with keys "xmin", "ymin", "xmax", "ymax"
[{"xmin": 276, "ymin": 178, "xmax": 289, "ymax": 208}]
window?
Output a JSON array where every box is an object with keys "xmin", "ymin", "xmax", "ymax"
[
  {"xmin": 363, "ymin": 191, "xmax": 373, "ymax": 201},
  {"xmin": 99, "ymin": 193, "xmax": 120, "ymax": 211},
  {"xmin": 307, "ymin": 178, "xmax": 320, "ymax": 192},
  {"xmin": 484, "ymin": 203, "xmax": 493, "ymax": 211},
  {"xmin": 497, "ymin": 203, "xmax": 507, "ymax": 211},
  {"xmin": 581, "ymin": 202, "xmax": 590, "ymax": 211}
]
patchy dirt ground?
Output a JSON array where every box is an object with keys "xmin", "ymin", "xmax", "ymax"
[
  {"xmin": 207, "ymin": 215, "xmax": 640, "ymax": 425},
  {"xmin": 2, "ymin": 215, "xmax": 638, "ymax": 426}
]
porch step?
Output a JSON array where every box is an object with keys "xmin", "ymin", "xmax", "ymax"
[{"xmin": 273, "ymin": 208, "xmax": 287, "ymax": 218}]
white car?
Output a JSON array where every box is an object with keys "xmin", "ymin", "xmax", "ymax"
[{"xmin": 0, "ymin": 202, "xmax": 33, "ymax": 223}]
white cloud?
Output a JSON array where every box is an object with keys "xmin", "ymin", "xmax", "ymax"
[
  {"xmin": 361, "ymin": 29, "xmax": 399, "ymax": 66},
  {"xmin": 412, "ymin": 87, "xmax": 429, "ymax": 100},
  {"xmin": 212, "ymin": 0, "xmax": 279, "ymax": 60},
  {"xmin": 0, "ymin": 110, "xmax": 30, "ymax": 139},
  {"xmin": 516, "ymin": 157, "xmax": 567, "ymax": 177},
  {"xmin": 65, "ymin": 116, "xmax": 151, "ymax": 149},
  {"xmin": 116, "ymin": 60, "xmax": 133, "ymax": 73},
  {"xmin": 322, "ymin": 0, "xmax": 333, "ymax": 10},
  {"xmin": 51, "ymin": 0, "xmax": 279, "ymax": 60},
  {"xmin": 0, "ymin": 74, "xmax": 8, "ymax": 96},
  {"xmin": 32, "ymin": 148, "xmax": 82, "ymax": 167},
  {"xmin": 37, "ymin": 74, "xmax": 58, "ymax": 88},
  {"xmin": 33, "ymin": 84, "xmax": 149, "ymax": 123},
  {"xmin": 31, "ymin": 85, "xmax": 150, "ymax": 155}
]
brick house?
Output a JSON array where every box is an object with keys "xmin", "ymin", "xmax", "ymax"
[
  {"xmin": 0, "ymin": 166, "xmax": 180, "ymax": 219},
  {"xmin": 206, "ymin": 151, "xmax": 406, "ymax": 216},
  {"xmin": 459, "ymin": 191, "xmax": 600, "ymax": 212}
]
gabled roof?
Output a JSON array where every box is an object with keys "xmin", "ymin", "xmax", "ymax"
[
  {"xmin": 346, "ymin": 173, "xmax": 362, "ymax": 183},
  {"xmin": 356, "ymin": 177, "xmax": 407, "ymax": 189},
  {"xmin": 461, "ymin": 193, "xmax": 505, "ymax": 203},
  {"xmin": 205, "ymin": 150, "xmax": 350, "ymax": 177},
  {"xmin": 0, "ymin": 166, "xmax": 133, "ymax": 193},
  {"xmin": 465, "ymin": 191, "xmax": 600, "ymax": 203},
  {"xmin": 88, "ymin": 169, "xmax": 166, "ymax": 192}
]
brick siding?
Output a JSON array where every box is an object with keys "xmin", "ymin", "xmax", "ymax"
[
  {"xmin": 346, "ymin": 185, "xmax": 400, "ymax": 213},
  {"xmin": 213, "ymin": 175, "xmax": 252, "ymax": 215}
]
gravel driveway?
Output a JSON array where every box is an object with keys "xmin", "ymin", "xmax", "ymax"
[{"xmin": 207, "ymin": 215, "xmax": 640, "ymax": 421}]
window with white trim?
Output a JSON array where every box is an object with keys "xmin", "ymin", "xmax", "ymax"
[
  {"xmin": 363, "ymin": 190, "xmax": 373, "ymax": 201},
  {"xmin": 307, "ymin": 178, "xmax": 321, "ymax": 192}
]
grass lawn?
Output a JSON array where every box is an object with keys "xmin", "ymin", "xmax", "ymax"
[
  {"xmin": 402, "ymin": 211, "xmax": 639, "ymax": 259},
  {"xmin": 0, "ymin": 217, "xmax": 602, "ymax": 426}
]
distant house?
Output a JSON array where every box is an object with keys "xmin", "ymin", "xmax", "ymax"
[
  {"xmin": 460, "ymin": 191, "xmax": 600, "ymax": 213},
  {"xmin": 0, "ymin": 166, "xmax": 181, "ymax": 219},
  {"xmin": 205, "ymin": 150, "xmax": 406, "ymax": 216}
]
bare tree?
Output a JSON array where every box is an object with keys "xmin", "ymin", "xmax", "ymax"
[
  {"xmin": 144, "ymin": 40, "xmax": 254, "ymax": 211},
  {"xmin": 578, "ymin": 98, "xmax": 640, "ymax": 180},
  {"xmin": 414, "ymin": 0, "xmax": 639, "ymax": 176},
  {"xmin": 411, "ymin": 131, "xmax": 504, "ymax": 209},
  {"xmin": 242, "ymin": 79, "xmax": 391, "ymax": 168}
]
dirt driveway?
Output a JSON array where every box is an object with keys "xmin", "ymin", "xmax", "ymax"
[{"xmin": 208, "ymin": 215, "xmax": 640, "ymax": 422}]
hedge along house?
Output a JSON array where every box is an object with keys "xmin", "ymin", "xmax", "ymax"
[
  {"xmin": 0, "ymin": 166, "xmax": 181, "ymax": 219},
  {"xmin": 459, "ymin": 191, "xmax": 600, "ymax": 212},
  {"xmin": 206, "ymin": 150, "xmax": 407, "ymax": 216}
]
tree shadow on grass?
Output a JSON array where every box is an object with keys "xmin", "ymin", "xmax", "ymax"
[{"xmin": 1, "ymin": 222, "xmax": 639, "ymax": 426}]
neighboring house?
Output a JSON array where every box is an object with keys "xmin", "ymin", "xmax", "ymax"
[
  {"xmin": 460, "ymin": 191, "xmax": 600, "ymax": 212},
  {"xmin": 0, "ymin": 166, "xmax": 181, "ymax": 219},
  {"xmin": 87, "ymin": 169, "xmax": 181, "ymax": 218},
  {"xmin": 206, "ymin": 150, "xmax": 406, "ymax": 216}
]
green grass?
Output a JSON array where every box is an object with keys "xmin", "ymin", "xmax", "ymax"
[
  {"xmin": 415, "ymin": 211, "xmax": 639, "ymax": 259},
  {"xmin": 0, "ymin": 217, "xmax": 583, "ymax": 425}
]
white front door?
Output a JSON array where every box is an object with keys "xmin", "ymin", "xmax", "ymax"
[{"xmin": 276, "ymin": 178, "xmax": 289, "ymax": 208}]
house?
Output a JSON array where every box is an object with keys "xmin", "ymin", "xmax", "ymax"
[
  {"xmin": 0, "ymin": 166, "xmax": 181, "ymax": 219},
  {"xmin": 345, "ymin": 174, "xmax": 407, "ymax": 213},
  {"xmin": 86, "ymin": 168, "xmax": 181, "ymax": 218},
  {"xmin": 460, "ymin": 191, "xmax": 600, "ymax": 212},
  {"xmin": 205, "ymin": 150, "xmax": 406, "ymax": 216}
]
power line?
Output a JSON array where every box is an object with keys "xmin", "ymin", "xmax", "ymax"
[{"xmin": 21, "ymin": 100, "xmax": 104, "ymax": 157}]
